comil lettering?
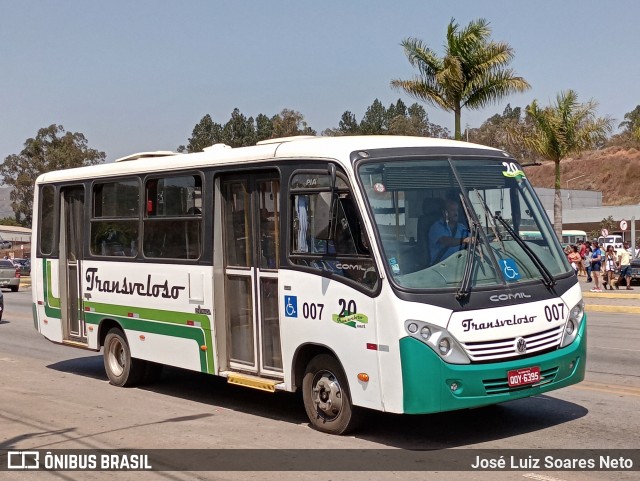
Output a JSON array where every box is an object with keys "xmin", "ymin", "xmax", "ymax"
[
  {"xmin": 489, "ymin": 292, "xmax": 532, "ymax": 302},
  {"xmin": 336, "ymin": 263, "xmax": 366, "ymax": 271}
]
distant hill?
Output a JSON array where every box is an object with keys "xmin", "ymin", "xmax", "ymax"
[{"xmin": 523, "ymin": 147, "xmax": 640, "ymax": 206}]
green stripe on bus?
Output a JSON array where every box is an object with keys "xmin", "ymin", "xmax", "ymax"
[
  {"xmin": 84, "ymin": 301, "xmax": 215, "ymax": 374},
  {"xmin": 43, "ymin": 259, "xmax": 61, "ymax": 316},
  {"xmin": 84, "ymin": 312, "xmax": 209, "ymax": 372},
  {"xmin": 41, "ymin": 259, "xmax": 215, "ymax": 374}
]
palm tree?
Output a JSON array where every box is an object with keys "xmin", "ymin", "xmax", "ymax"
[
  {"xmin": 391, "ymin": 18, "xmax": 530, "ymax": 140},
  {"xmin": 521, "ymin": 90, "xmax": 613, "ymax": 237}
]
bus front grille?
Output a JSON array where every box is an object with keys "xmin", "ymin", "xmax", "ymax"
[{"xmin": 460, "ymin": 325, "xmax": 564, "ymax": 362}]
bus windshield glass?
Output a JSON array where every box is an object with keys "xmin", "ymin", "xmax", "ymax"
[{"xmin": 357, "ymin": 157, "xmax": 571, "ymax": 290}]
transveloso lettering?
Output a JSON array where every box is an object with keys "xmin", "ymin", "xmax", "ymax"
[
  {"xmin": 85, "ymin": 267, "xmax": 185, "ymax": 300},
  {"xmin": 462, "ymin": 314, "xmax": 536, "ymax": 332}
]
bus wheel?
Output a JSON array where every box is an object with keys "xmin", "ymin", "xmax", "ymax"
[
  {"xmin": 302, "ymin": 354, "xmax": 359, "ymax": 435},
  {"xmin": 103, "ymin": 328, "xmax": 146, "ymax": 387}
]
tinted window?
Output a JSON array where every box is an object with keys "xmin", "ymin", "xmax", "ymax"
[
  {"xmin": 289, "ymin": 170, "xmax": 377, "ymax": 290},
  {"xmin": 90, "ymin": 180, "xmax": 139, "ymax": 257},
  {"xmin": 143, "ymin": 175, "xmax": 202, "ymax": 259},
  {"xmin": 40, "ymin": 185, "xmax": 56, "ymax": 255}
]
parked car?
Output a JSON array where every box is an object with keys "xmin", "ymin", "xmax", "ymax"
[
  {"xmin": 13, "ymin": 258, "xmax": 30, "ymax": 276},
  {"xmin": 0, "ymin": 240, "xmax": 11, "ymax": 249},
  {"xmin": 0, "ymin": 259, "xmax": 20, "ymax": 292},
  {"xmin": 628, "ymin": 257, "xmax": 640, "ymax": 286}
]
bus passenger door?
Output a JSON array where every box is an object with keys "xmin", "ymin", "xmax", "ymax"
[
  {"xmin": 60, "ymin": 186, "xmax": 87, "ymax": 344},
  {"xmin": 220, "ymin": 173, "xmax": 282, "ymax": 377}
]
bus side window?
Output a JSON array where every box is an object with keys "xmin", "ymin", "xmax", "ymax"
[
  {"xmin": 143, "ymin": 174, "xmax": 202, "ymax": 260},
  {"xmin": 290, "ymin": 190, "xmax": 377, "ymax": 290},
  {"xmin": 90, "ymin": 180, "xmax": 139, "ymax": 258}
]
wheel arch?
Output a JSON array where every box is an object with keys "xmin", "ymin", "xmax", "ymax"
[
  {"xmin": 98, "ymin": 318, "xmax": 125, "ymax": 348},
  {"xmin": 291, "ymin": 342, "xmax": 345, "ymax": 392}
]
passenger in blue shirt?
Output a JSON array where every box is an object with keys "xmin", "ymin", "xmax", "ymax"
[{"xmin": 428, "ymin": 198, "xmax": 471, "ymax": 264}]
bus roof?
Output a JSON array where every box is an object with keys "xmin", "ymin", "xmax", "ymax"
[{"xmin": 36, "ymin": 135, "xmax": 506, "ymax": 184}]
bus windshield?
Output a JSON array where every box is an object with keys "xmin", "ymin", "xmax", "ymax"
[{"xmin": 357, "ymin": 157, "xmax": 571, "ymax": 290}]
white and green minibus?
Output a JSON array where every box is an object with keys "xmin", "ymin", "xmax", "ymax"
[{"xmin": 32, "ymin": 135, "xmax": 586, "ymax": 434}]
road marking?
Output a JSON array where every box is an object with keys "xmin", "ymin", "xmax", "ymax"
[
  {"xmin": 592, "ymin": 346, "xmax": 640, "ymax": 353},
  {"xmin": 0, "ymin": 357, "xmax": 17, "ymax": 362},
  {"xmin": 586, "ymin": 304, "xmax": 640, "ymax": 313},
  {"xmin": 571, "ymin": 381, "xmax": 640, "ymax": 397},
  {"xmin": 523, "ymin": 474, "xmax": 568, "ymax": 481}
]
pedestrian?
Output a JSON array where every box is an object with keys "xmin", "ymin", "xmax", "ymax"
[
  {"xmin": 590, "ymin": 242, "xmax": 603, "ymax": 292},
  {"xmin": 583, "ymin": 245, "xmax": 593, "ymax": 282},
  {"xmin": 567, "ymin": 245, "xmax": 581, "ymax": 274},
  {"xmin": 616, "ymin": 241, "xmax": 633, "ymax": 290},
  {"xmin": 577, "ymin": 240, "xmax": 587, "ymax": 276},
  {"xmin": 603, "ymin": 245, "xmax": 617, "ymax": 290}
]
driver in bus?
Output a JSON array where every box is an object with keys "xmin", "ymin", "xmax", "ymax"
[{"xmin": 428, "ymin": 197, "xmax": 471, "ymax": 264}]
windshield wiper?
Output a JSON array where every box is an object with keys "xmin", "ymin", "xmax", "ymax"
[
  {"xmin": 474, "ymin": 189, "xmax": 504, "ymax": 249},
  {"xmin": 494, "ymin": 213, "xmax": 555, "ymax": 288},
  {"xmin": 456, "ymin": 220, "xmax": 480, "ymax": 300}
]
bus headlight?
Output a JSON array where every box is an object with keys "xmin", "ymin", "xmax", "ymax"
[
  {"xmin": 438, "ymin": 338, "xmax": 451, "ymax": 355},
  {"xmin": 405, "ymin": 320, "xmax": 470, "ymax": 364},
  {"xmin": 560, "ymin": 300, "xmax": 585, "ymax": 347},
  {"xmin": 420, "ymin": 326, "xmax": 431, "ymax": 340}
]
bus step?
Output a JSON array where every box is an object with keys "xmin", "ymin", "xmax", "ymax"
[
  {"xmin": 226, "ymin": 372, "xmax": 279, "ymax": 393},
  {"xmin": 61, "ymin": 339, "xmax": 90, "ymax": 349}
]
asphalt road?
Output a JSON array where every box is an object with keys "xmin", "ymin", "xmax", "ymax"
[{"xmin": 0, "ymin": 287, "xmax": 638, "ymax": 481}]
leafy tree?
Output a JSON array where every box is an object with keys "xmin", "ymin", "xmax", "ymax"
[
  {"xmin": 324, "ymin": 99, "xmax": 450, "ymax": 138},
  {"xmin": 388, "ymin": 103, "xmax": 451, "ymax": 137},
  {"xmin": 608, "ymin": 105, "xmax": 640, "ymax": 147},
  {"xmin": 179, "ymin": 108, "xmax": 316, "ymax": 151},
  {"xmin": 391, "ymin": 18, "xmax": 530, "ymax": 140},
  {"xmin": 177, "ymin": 114, "xmax": 224, "ymax": 153},
  {"xmin": 469, "ymin": 104, "xmax": 538, "ymax": 160},
  {"xmin": 385, "ymin": 99, "xmax": 408, "ymax": 131},
  {"xmin": 0, "ymin": 217, "xmax": 21, "ymax": 227},
  {"xmin": 597, "ymin": 216, "xmax": 616, "ymax": 240},
  {"xmin": 0, "ymin": 124, "xmax": 105, "ymax": 226},
  {"xmin": 255, "ymin": 113, "xmax": 274, "ymax": 142},
  {"xmin": 338, "ymin": 111, "xmax": 359, "ymax": 135},
  {"xmin": 359, "ymin": 99, "xmax": 387, "ymax": 134},
  {"xmin": 223, "ymin": 108, "xmax": 256, "ymax": 147},
  {"xmin": 271, "ymin": 109, "xmax": 316, "ymax": 138},
  {"xmin": 619, "ymin": 105, "xmax": 640, "ymax": 136},
  {"xmin": 516, "ymin": 90, "xmax": 613, "ymax": 237}
]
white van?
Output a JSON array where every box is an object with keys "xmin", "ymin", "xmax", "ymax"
[{"xmin": 598, "ymin": 235, "xmax": 623, "ymax": 250}]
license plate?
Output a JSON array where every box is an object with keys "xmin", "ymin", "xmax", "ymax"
[{"xmin": 507, "ymin": 366, "xmax": 541, "ymax": 387}]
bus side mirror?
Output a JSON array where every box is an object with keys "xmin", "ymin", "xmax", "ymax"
[{"xmin": 312, "ymin": 192, "xmax": 333, "ymax": 240}]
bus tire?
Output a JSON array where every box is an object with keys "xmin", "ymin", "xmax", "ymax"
[
  {"xmin": 302, "ymin": 353, "xmax": 359, "ymax": 435},
  {"xmin": 103, "ymin": 328, "xmax": 146, "ymax": 387}
]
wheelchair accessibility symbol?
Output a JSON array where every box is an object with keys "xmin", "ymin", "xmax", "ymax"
[
  {"xmin": 284, "ymin": 295, "xmax": 298, "ymax": 317},
  {"xmin": 501, "ymin": 258, "xmax": 520, "ymax": 281}
]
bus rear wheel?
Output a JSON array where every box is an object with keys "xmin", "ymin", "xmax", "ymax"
[
  {"xmin": 103, "ymin": 328, "xmax": 146, "ymax": 387},
  {"xmin": 302, "ymin": 354, "xmax": 359, "ymax": 435}
]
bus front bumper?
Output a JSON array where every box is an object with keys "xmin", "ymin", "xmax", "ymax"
[{"xmin": 399, "ymin": 320, "xmax": 586, "ymax": 414}]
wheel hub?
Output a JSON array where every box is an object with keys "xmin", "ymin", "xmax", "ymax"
[{"xmin": 312, "ymin": 371, "xmax": 343, "ymax": 419}]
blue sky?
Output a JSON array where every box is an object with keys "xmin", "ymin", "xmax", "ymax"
[{"xmin": 1, "ymin": 1, "xmax": 638, "ymax": 163}]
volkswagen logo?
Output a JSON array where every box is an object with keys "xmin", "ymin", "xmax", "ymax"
[{"xmin": 515, "ymin": 337, "xmax": 527, "ymax": 354}]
